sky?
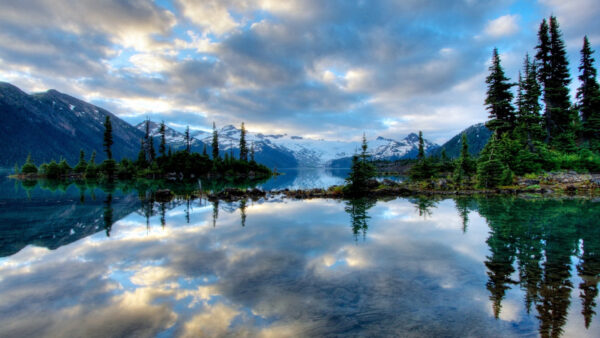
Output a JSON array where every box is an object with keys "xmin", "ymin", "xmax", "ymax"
[{"xmin": 0, "ymin": 0, "xmax": 598, "ymax": 144}]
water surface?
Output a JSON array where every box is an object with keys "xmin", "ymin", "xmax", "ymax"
[{"xmin": 0, "ymin": 174, "xmax": 599, "ymax": 337}]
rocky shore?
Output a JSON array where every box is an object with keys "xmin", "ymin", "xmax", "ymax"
[{"xmin": 196, "ymin": 171, "xmax": 600, "ymax": 202}]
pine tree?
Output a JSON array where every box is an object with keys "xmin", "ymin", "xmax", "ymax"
[
  {"xmin": 159, "ymin": 121, "xmax": 166, "ymax": 157},
  {"xmin": 185, "ymin": 126, "xmax": 191, "ymax": 153},
  {"xmin": 537, "ymin": 16, "xmax": 576, "ymax": 150},
  {"xmin": 212, "ymin": 122, "xmax": 219, "ymax": 160},
  {"xmin": 103, "ymin": 115, "xmax": 113, "ymax": 160},
  {"xmin": 144, "ymin": 119, "xmax": 151, "ymax": 161},
  {"xmin": 250, "ymin": 142, "xmax": 255, "ymax": 163},
  {"xmin": 136, "ymin": 138, "xmax": 148, "ymax": 168},
  {"xmin": 74, "ymin": 149, "xmax": 88, "ymax": 173},
  {"xmin": 454, "ymin": 133, "xmax": 475, "ymax": 183},
  {"xmin": 86, "ymin": 151, "xmax": 98, "ymax": 178},
  {"xmin": 239, "ymin": 122, "xmax": 248, "ymax": 161},
  {"xmin": 417, "ymin": 130, "xmax": 425, "ymax": 161},
  {"xmin": 577, "ymin": 36, "xmax": 600, "ymax": 149},
  {"xmin": 345, "ymin": 135, "xmax": 376, "ymax": 195},
  {"xmin": 202, "ymin": 144, "xmax": 208, "ymax": 156},
  {"xmin": 485, "ymin": 48, "xmax": 516, "ymax": 135},
  {"xmin": 409, "ymin": 131, "xmax": 435, "ymax": 181},
  {"xmin": 516, "ymin": 54, "xmax": 544, "ymax": 148},
  {"xmin": 536, "ymin": 18, "xmax": 553, "ymax": 143},
  {"xmin": 149, "ymin": 135, "xmax": 156, "ymax": 163},
  {"xmin": 547, "ymin": 16, "xmax": 576, "ymax": 151},
  {"xmin": 21, "ymin": 153, "xmax": 38, "ymax": 174}
]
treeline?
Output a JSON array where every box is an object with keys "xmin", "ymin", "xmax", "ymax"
[
  {"xmin": 14, "ymin": 118, "xmax": 271, "ymax": 180},
  {"xmin": 409, "ymin": 16, "xmax": 600, "ymax": 187}
]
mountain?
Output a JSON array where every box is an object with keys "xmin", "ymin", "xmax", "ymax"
[
  {"xmin": 190, "ymin": 124, "xmax": 439, "ymax": 168},
  {"xmin": 0, "ymin": 81, "xmax": 441, "ymax": 169},
  {"xmin": 329, "ymin": 133, "xmax": 440, "ymax": 168},
  {"xmin": 134, "ymin": 120, "xmax": 208, "ymax": 154},
  {"xmin": 430, "ymin": 123, "xmax": 491, "ymax": 158},
  {"xmin": 0, "ymin": 82, "xmax": 143, "ymax": 166}
]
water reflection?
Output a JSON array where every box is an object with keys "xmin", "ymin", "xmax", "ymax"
[
  {"xmin": 345, "ymin": 198, "xmax": 375, "ymax": 241},
  {"xmin": 0, "ymin": 177, "xmax": 599, "ymax": 337}
]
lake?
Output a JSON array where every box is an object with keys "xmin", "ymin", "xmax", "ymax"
[{"xmin": 0, "ymin": 171, "xmax": 599, "ymax": 337}]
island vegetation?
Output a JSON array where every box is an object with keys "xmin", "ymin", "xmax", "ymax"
[{"xmin": 12, "ymin": 119, "xmax": 271, "ymax": 182}]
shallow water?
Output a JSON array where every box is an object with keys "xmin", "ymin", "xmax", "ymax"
[{"xmin": 0, "ymin": 174, "xmax": 599, "ymax": 337}]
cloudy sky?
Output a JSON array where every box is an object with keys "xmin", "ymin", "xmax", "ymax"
[{"xmin": 0, "ymin": 0, "xmax": 598, "ymax": 143}]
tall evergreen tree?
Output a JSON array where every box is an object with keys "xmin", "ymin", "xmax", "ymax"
[
  {"xmin": 417, "ymin": 131, "xmax": 425, "ymax": 161},
  {"xmin": 516, "ymin": 54, "xmax": 544, "ymax": 147},
  {"xmin": 454, "ymin": 133, "xmax": 475, "ymax": 183},
  {"xmin": 136, "ymin": 138, "xmax": 147, "ymax": 168},
  {"xmin": 149, "ymin": 134, "xmax": 156, "ymax": 162},
  {"xmin": 212, "ymin": 122, "xmax": 219, "ymax": 160},
  {"xmin": 103, "ymin": 115, "xmax": 113, "ymax": 160},
  {"xmin": 250, "ymin": 142, "xmax": 255, "ymax": 163},
  {"xmin": 20, "ymin": 153, "xmax": 38, "ymax": 174},
  {"xmin": 144, "ymin": 119, "xmax": 151, "ymax": 162},
  {"xmin": 548, "ymin": 16, "xmax": 576, "ymax": 150},
  {"xmin": 202, "ymin": 144, "xmax": 208, "ymax": 156},
  {"xmin": 159, "ymin": 121, "xmax": 166, "ymax": 157},
  {"xmin": 239, "ymin": 122, "xmax": 248, "ymax": 161},
  {"xmin": 485, "ymin": 48, "xmax": 516, "ymax": 135},
  {"xmin": 345, "ymin": 134, "xmax": 376, "ymax": 195},
  {"xmin": 185, "ymin": 126, "xmax": 191, "ymax": 153},
  {"xmin": 74, "ymin": 149, "xmax": 88, "ymax": 173},
  {"xmin": 577, "ymin": 36, "xmax": 600, "ymax": 148},
  {"xmin": 537, "ymin": 16, "xmax": 576, "ymax": 150},
  {"xmin": 535, "ymin": 18, "xmax": 552, "ymax": 142}
]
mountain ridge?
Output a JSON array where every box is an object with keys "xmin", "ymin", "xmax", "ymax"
[{"xmin": 0, "ymin": 82, "xmax": 483, "ymax": 169}]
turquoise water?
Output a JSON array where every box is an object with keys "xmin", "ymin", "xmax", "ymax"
[{"xmin": 0, "ymin": 173, "xmax": 599, "ymax": 337}]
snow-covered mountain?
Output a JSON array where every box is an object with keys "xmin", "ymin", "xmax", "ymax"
[
  {"xmin": 135, "ymin": 121, "xmax": 207, "ymax": 153},
  {"xmin": 152, "ymin": 123, "xmax": 439, "ymax": 168}
]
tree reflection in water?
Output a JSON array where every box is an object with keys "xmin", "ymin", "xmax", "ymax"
[
  {"xmin": 7, "ymin": 179, "xmax": 600, "ymax": 336},
  {"xmin": 475, "ymin": 197, "xmax": 600, "ymax": 337},
  {"xmin": 345, "ymin": 198, "xmax": 376, "ymax": 241}
]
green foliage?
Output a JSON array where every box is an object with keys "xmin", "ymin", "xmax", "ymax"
[
  {"xmin": 239, "ymin": 122, "xmax": 248, "ymax": 161},
  {"xmin": 20, "ymin": 153, "xmax": 38, "ymax": 174},
  {"xmin": 344, "ymin": 135, "xmax": 377, "ymax": 196},
  {"xmin": 577, "ymin": 36, "xmax": 600, "ymax": 150},
  {"xmin": 453, "ymin": 133, "xmax": 476, "ymax": 183},
  {"xmin": 409, "ymin": 131, "xmax": 439, "ymax": 181},
  {"xmin": 184, "ymin": 125, "xmax": 191, "ymax": 153},
  {"xmin": 58, "ymin": 159, "xmax": 72, "ymax": 176},
  {"xmin": 117, "ymin": 158, "xmax": 136, "ymax": 179},
  {"xmin": 159, "ymin": 121, "xmax": 167, "ymax": 157},
  {"xmin": 536, "ymin": 16, "xmax": 576, "ymax": 149},
  {"xmin": 212, "ymin": 122, "xmax": 219, "ymax": 160},
  {"xmin": 477, "ymin": 158, "xmax": 507, "ymax": 188},
  {"xmin": 73, "ymin": 149, "xmax": 88, "ymax": 173},
  {"xmin": 85, "ymin": 151, "xmax": 98, "ymax": 178},
  {"xmin": 44, "ymin": 160, "xmax": 61, "ymax": 178},
  {"xmin": 485, "ymin": 48, "xmax": 515, "ymax": 135}
]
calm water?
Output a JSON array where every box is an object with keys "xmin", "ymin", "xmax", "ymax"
[{"xmin": 1, "ymin": 172, "xmax": 599, "ymax": 337}]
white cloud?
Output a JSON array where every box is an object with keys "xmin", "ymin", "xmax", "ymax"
[{"xmin": 485, "ymin": 14, "xmax": 520, "ymax": 38}]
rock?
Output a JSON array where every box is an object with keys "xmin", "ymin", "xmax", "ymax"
[
  {"xmin": 518, "ymin": 179, "xmax": 539, "ymax": 186},
  {"xmin": 435, "ymin": 179, "xmax": 448, "ymax": 190}
]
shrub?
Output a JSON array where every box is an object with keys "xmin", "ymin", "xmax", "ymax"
[{"xmin": 20, "ymin": 154, "xmax": 38, "ymax": 174}]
